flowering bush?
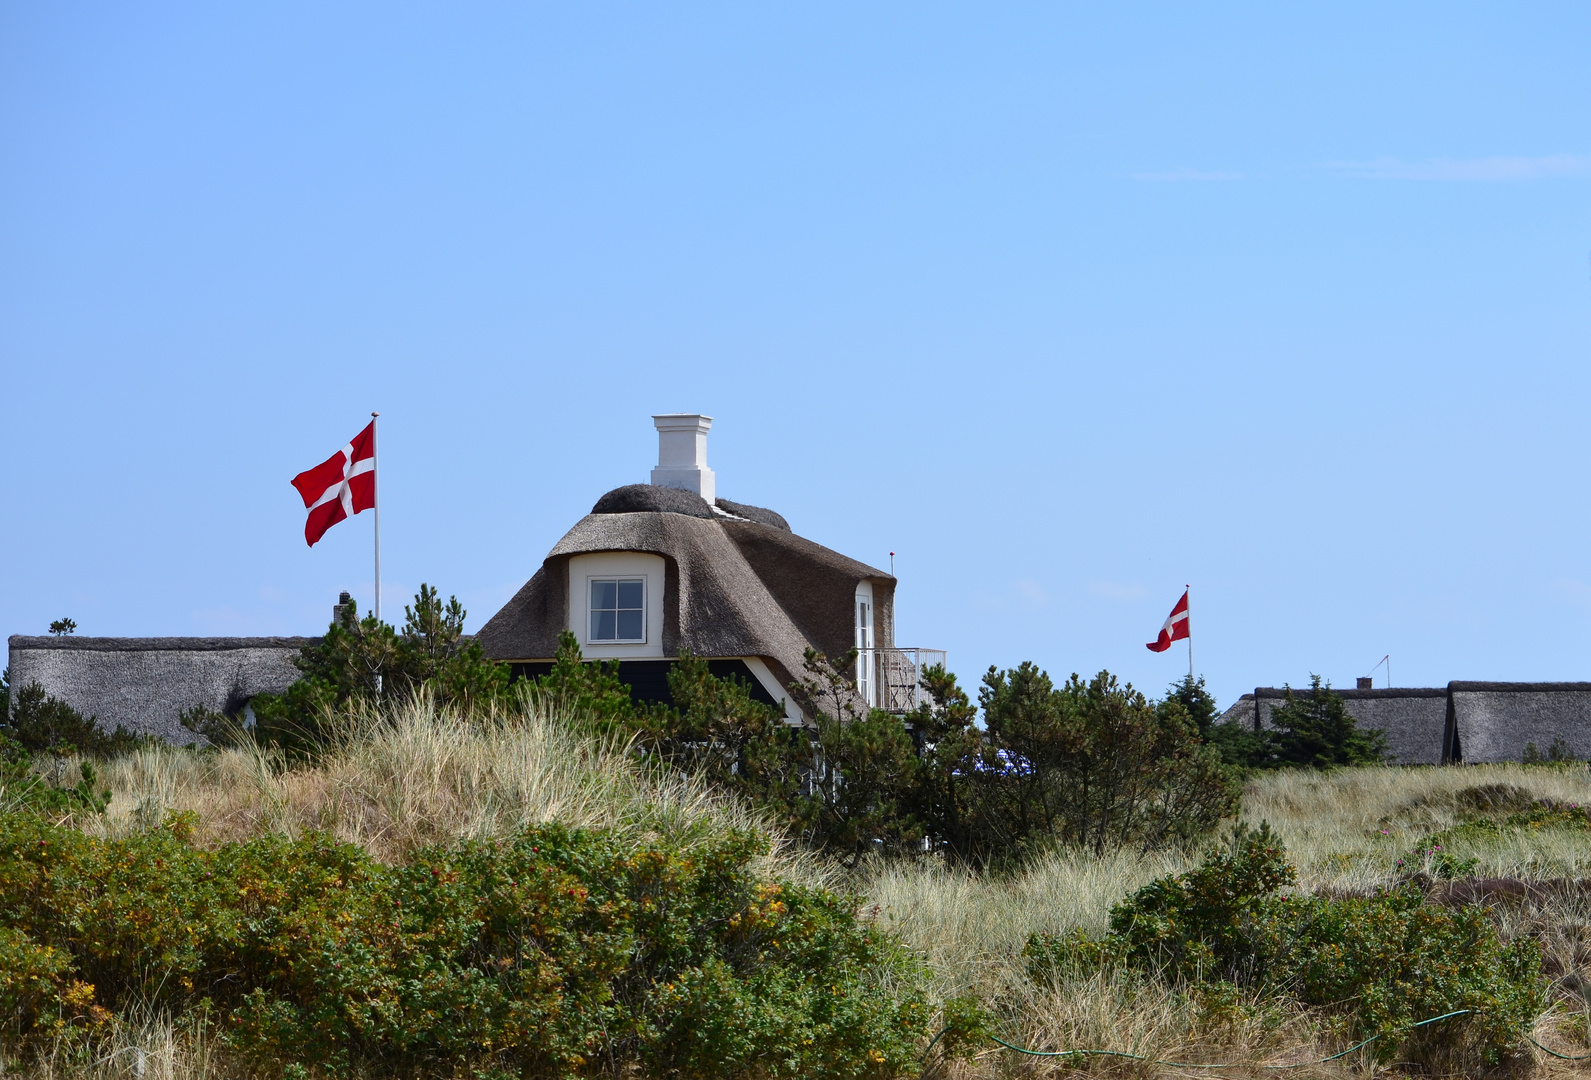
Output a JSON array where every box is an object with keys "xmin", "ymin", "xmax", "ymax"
[{"xmin": 0, "ymin": 813, "xmax": 927, "ymax": 1077}]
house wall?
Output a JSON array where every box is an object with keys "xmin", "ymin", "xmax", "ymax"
[{"xmin": 7, "ymin": 636, "xmax": 310, "ymax": 744}]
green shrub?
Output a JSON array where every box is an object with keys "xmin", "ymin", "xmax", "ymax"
[
  {"xmin": 247, "ymin": 584, "xmax": 512, "ymax": 757},
  {"xmin": 527, "ymin": 630, "xmax": 638, "ymax": 736},
  {"xmin": 0, "ymin": 925, "xmax": 105, "ymax": 1046},
  {"xmin": 1396, "ymin": 801, "xmax": 1591, "ymax": 878},
  {"xmin": 1521, "ymin": 736, "xmax": 1581, "ymax": 765},
  {"xmin": 973, "ymin": 666, "xmax": 1238, "ymax": 858},
  {"xmin": 1, "ymin": 682, "xmax": 143, "ymax": 757},
  {"xmin": 0, "ymin": 742, "xmax": 109, "ymax": 818},
  {"xmin": 1263, "ymin": 676, "xmax": 1389, "ymax": 768},
  {"xmin": 1024, "ymin": 823, "xmax": 1545, "ymax": 1066},
  {"xmin": 1278, "ymin": 885, "xmax": 1542, "ymax": 1065},
  {"xmin": 0, "ymin": 814, "xmax": 927, "ymax": 1077},
  {"xmin": 636, "ymin": 650, "xmax": 808, "ymax": 810}
]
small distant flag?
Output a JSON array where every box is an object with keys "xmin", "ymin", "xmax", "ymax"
[{"xmin": 1146, "ymin": 588, "xmax": 1190, "ymax": 653}]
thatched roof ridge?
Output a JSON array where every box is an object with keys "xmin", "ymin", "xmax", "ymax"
[
  {"xmin": 1251, "ymin": 686, "xmax": 1447, "ymax": 699},
  {"xmin": 8, "ymin": 635, "xmax": 316, "ymax": 652},
  {"xmin": 592, "ymin": 484, "xmax": 715, "ymax": 518},
  {"xmin": 714, "ymin": 498, "xmax": 791, "ymax": 532},
  {"xmin": 1448, "ymin": 681, "xmax": 1591, "ymax": 693}
]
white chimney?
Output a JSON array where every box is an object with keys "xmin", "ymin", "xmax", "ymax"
[{"xmin": 650, "ymin": 414, "xmax": 716, "ymax": 503}]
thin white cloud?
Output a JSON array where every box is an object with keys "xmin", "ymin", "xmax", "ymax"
[
  {"xmin": 1329, "ymin": 154, "xmax": 1591, "ymax": 181},
  {"xmin": 1130, "ymin": 167, "xmax": 1243, "ymax": 182},
  {"xmin": 1088, "ymin": 580, "xmax": 1148, "ymax": 602},
  {"xmin": 1016, "ymin": 578, "xmax": 1048, "ymax": 607}
]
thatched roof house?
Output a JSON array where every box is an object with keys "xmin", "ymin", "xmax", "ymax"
[
  {"xmin": 1446, "ymin": 682, "xmax": 1591, "ymax": 764},
  {"xmin": 6, "ymin": 414, "xmax": 923, "ymax": 738},
  {"xmin": 1219, "ymin": 681, "xmax": 1591, "ymax": 764},
  {"xmin": 5, "ymin": 635, "xmax": 309, "ymax": 744},
  {"xmin": 476, "ymin": 415, "xmax": 911, "ymax": 721}
]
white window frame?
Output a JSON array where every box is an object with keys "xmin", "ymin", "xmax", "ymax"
[{"xmin": 586, "ymin": 575, "xmax": 647, "ymax": 645}]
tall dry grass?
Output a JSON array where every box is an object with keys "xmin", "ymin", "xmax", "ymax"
[
  {"xmin": 86, "ymin": 689, "xmax": 821, "ymax": 882},
  {"xmin": 1243, "ymin": 763, "xmax": 1591, "ymax": 890}
]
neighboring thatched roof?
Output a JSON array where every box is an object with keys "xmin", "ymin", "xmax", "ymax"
[
  {"xmin": 1218, "ymin": 687, "xmax": 1450, "ymax": 764},
  {"xmin": 1447, "ymin": 682, "xmax": 1591, "ymax": 764},
  {"xmin": 1254, "ymin": 686, "xmax": 1450, "ymax": 765},
  {"xmin": 6, "ymin": 635, "xmax": 311, "ymax": 744},
  {"xmin": 1216, "ymin": 694, "xmax": 1256, "ymax": 732},
  {"xmin": 1219, "ymin": 682, "xmax": 1591, "ymax": 764},
  {"xmin": 476, "ymin": 503, "xmax": 892, "ymax": 691}
]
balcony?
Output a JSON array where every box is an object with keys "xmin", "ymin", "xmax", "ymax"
[{"xmin": 859, "ymin": 647, "xmax": 947, "ymax": 714}]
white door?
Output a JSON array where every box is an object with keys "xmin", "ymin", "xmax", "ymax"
[{"xmin": 855, "ymin": 583, "xmax": 875, "ymax": 708}]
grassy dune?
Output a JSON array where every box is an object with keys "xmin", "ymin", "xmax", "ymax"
[
  {"xmin": 86, "ymin": 692, "xmax": 825, "ymax": 890},
  {"xmin": 869, "ymin": 765, "xmax": 1591, "ymax": 1075},
  {"xmin": 8, "ymin": 698, "xmax": 1591, "ymax": 1077}
]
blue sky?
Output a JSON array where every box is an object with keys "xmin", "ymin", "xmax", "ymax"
[{"xmin": 3, "ymin": 3, "xmax": 1589, "ymax": 710}]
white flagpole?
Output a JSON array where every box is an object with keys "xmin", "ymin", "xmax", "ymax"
[
  {"xmin": 371, "ymin": 411, "xmax": 381, "ymax": 625},
  {"xmin": 1186, "ymin": 584, "xmax": 1193, "ymax": 682}
]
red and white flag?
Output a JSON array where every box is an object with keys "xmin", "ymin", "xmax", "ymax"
[
  {"xmin": 291, "ymin": 421, "xmax": 376, "ymax": 547},
  {"xmin": 1146, "ymin": 589, "xmax": 1190, "ymax": 653}
]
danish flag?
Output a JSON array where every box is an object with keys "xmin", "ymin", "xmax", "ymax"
[
  {"xmin": 291, "ymin": 421, "xmax": 376, "ymax": 547},
  {"xmin": 1146, "ymin": 589, "xmax": 1190, "ymax": 653}
]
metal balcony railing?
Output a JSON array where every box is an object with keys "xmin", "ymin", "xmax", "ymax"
[{"xmin": 858, "ymin": 647, "xmax": 947, "ymax": 714}]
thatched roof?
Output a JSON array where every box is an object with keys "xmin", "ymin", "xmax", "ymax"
[
  {"xmin": 1447, "ymin": 682, "xmax": 1591, "ymax": 764},
  {"xmin": 6, "ymin": 635, "xmax": 310, "ymax": 744},
  {"xmin": 1219, "ymin": 682, "xmax": 1591, "ymax": 764},
  {"xmin": 1252, "ymin": 686, "xmax": 1449, "ymax": 765},
  {"xmin": 476, "ymin": 488, "xmax": 891, "ymax": 691},
  {"xmin": 714, "ymin": 498, "xmax": 791, "ymax": 532}
]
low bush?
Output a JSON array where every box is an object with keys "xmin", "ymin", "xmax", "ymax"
[
  {"xmin": 245, "ymin": 584, "xmax": 511, "ymax": 757},
  {"xmin": 0, "ymin": 745, "xmax": 109, "ymax": 818},
  {"xmin": 0, "ymin": 812, "xmax": 927, "ymax": 1078},
  {"xmin": 1, "ymin": 682, "xmax": 143, "ymax": 758},
  {"xmin": 1024, "ymin": 823, "xmax": 1545, "ymax": 1066}
]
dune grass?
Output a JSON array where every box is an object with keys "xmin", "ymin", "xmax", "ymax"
[
  {"xmin": 866, "ymin": 763, "xmax": 1591, "ymax": 1076},
  {"xmin": 85, "ymin": 689, "xmax": 820, "ymax": 885},
  {"xmin": 9, "ymin": 699, "xmax": 1591, "ymax": 1077}
]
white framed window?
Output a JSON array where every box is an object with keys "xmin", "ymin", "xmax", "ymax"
[{"xmin": 588, "ymin": 577, "xmax": 646, "ymax": 643}]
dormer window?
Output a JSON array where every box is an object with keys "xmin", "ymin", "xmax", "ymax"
[{"xmin": 589, "ymin": 578, "xmax": 645, "ymax": 642}]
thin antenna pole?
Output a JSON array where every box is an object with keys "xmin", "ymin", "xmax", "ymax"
[
  {"xmin": 371, "ymin": 412, "xmax": 381, "ymax": 625},
  {"xmin": 1186, "ymin": 584, "xmax": 1193, "ymax": 681}
]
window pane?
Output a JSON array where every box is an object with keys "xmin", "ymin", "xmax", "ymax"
[
  {"xmin": 591, "ymin": 580, "xmax": 617, "ymax": 611},
  {"xmin": 592, "ymin": 610, "xmax": 617, "ymax": 640},
  {"xmin": 617, "ymin": 610, "xmax": 643, "ymax": 640},
  {"xmin": 617, "ymin": 580, "xmax": 644, "ymax": 609}
]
